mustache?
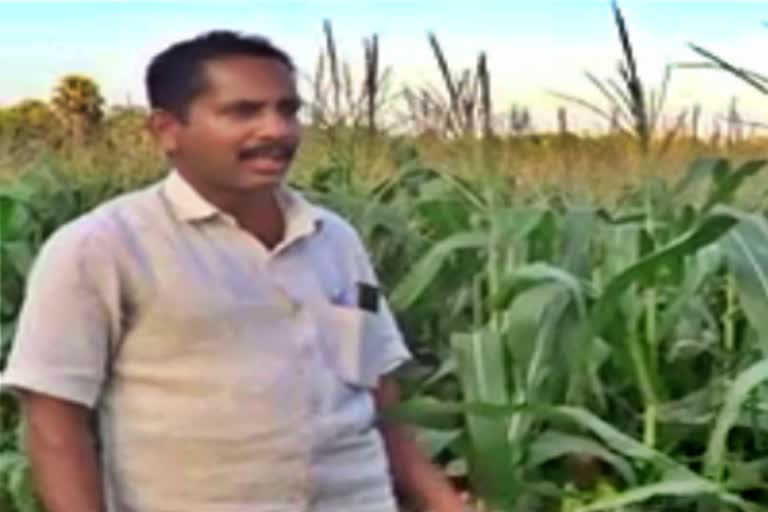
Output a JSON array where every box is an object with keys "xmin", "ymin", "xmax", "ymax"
[{"xmin": 238, "ymin": 143, "xmax": 296, "ymax": 161}]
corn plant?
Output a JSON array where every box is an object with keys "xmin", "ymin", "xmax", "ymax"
[
  {"xmin": 550, "ymin": 1, "xmax": 687, "ymax": 157},
  {"xmin": 401, "ymin": 32, "xmax": 494, "ymax": 138},
  {"xmin": 386, "ymin": 156, "xmax": 768, "ymax": 511}
]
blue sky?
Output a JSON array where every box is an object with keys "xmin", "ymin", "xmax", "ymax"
[{"xmin": 2, "ymin": 0, "xmax": 767, "ymax": 131}]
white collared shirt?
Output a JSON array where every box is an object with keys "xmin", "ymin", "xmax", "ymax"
[{"xmin": 1, "ymin": 170, "xmax": 412, "ymax": 512}]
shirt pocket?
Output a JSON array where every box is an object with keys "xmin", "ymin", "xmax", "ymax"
[{"xmin": 317, "ymin": 302, "xmax": 385, "ymax": 390}]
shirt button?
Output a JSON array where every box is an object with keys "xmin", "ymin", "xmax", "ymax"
[{"xmin": 277, "ymin": 294, "xmax": 296, "ymax": 314}]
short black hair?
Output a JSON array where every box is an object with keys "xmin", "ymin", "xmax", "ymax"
[{"xmin": 145, "ymin": 30, "xmax": 295, "ymax": 120}]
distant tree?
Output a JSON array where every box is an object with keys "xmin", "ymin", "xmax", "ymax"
[
  {"xmin": 51, "ymin": 74, "xmax": 105, "ymax": 141},
  {"xmin": 0, "ymin": 99, "xmax": 63, "ymax": 143}
]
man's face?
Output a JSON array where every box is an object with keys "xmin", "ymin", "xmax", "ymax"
[{"xmin": 155, "ymin": 55, "xmax": 302, "ymax": 193}]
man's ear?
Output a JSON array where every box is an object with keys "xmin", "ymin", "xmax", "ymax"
[{"xmin": 147, "ymin": 110, "xmax": 182, "ymax": 155}]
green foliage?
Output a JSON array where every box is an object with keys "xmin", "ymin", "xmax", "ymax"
[{"xmin": 381, "ymin": 156, "xmax": 768, "ymax": 511}]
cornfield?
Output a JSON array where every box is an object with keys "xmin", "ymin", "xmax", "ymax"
[{"xmin": 3, "ymin": 3, "xmax": 768, "ymax": 511}]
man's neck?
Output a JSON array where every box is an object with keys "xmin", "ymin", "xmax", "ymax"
[
  {"xmin": 175, "ymin": 169, "xmax": 286, "ymax": 249},
  {"xmin": 235, "ymin": 195, "xmax": 286, "ymax": 251}
]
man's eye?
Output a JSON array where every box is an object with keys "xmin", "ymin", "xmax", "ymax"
[
  {"xmin": 280, "ymin": 101, "xmax": 302, "ymax": 116},
  {"xmin": 225, "ymin": 104, "xmax": 262, "ymax": 118},
  {"xmin": 234, "ymin": 107, "xmax": 257, "ymax": 118}
]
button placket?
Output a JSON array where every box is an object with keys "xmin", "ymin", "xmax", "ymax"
[
  {"xmin": 266, "ymin": 252, "xmax": 328, "ymax": 508},
  {"xmin": 269, "ymin": 265, "xmax": 316, "ymax": 497}
]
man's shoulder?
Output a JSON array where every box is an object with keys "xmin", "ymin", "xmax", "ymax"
[
  {"xmin": 41, "ymin": 178, "xmax": 164, "ymax": 254},
  {"xmin": 316, "ymin": 206, "xmax": 357, "ymax": 236},
  {"xmin": 301, "ymin": 197, "xmax": 364, "ymax": 250}
]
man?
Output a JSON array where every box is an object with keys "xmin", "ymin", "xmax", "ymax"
[{"xmin": 1, "ymin": 31, "xmax": 466, "ymax": 512}]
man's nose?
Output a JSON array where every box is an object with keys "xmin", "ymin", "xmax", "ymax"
[{"xmin": 259, "ymin": 108, "xmax": 296, "ymax": 139}]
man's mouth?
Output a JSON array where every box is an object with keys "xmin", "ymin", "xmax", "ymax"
[{"xmin": 238, "ymin": 144, "xmax": 295, "ymax": 162}]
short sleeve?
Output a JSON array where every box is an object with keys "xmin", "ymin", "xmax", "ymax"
[
  {"xmin": 348, "ymin": 232, "xmax": 413, "ymax": 379},
  {"xmin": 1, "ymin": 221, "xmax": 121, "ymax": 408}
]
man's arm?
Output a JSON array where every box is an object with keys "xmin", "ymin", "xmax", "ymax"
[
  {"xmin": 19, "ymin": 391, "xmax": 105, "ymax": 512},
  {"xmin": 374, "ymin": 375, "xmax": 467, "ymax": 512},
  {"xmin": 0, "ymin": 223, "xmax": 120, "ymax": 512}
]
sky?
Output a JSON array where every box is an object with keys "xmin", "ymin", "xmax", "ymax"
[{"xmin": 1, "ymin": 0, "xmax": 768, "ymax": 132}]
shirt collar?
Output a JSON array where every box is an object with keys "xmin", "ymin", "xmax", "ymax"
[
  {"xmin": 161, "ymin": 170, "xmax": 220, "ymax": 222},
  {"xmin": 160, "ymin": 169, "xmax": 324, "ymax": 239},
  {"xmin": 276, "ymin": 184, "xmax": 325, "ymax": 240}
]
